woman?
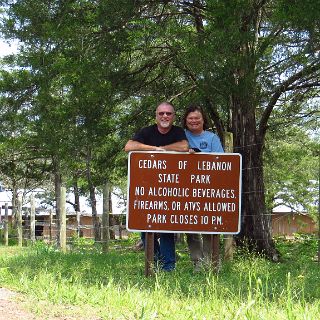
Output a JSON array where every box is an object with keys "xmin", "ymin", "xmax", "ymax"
[{"xmin": 182, "ymin": 105, "xmax": 224, "ymax": 271}]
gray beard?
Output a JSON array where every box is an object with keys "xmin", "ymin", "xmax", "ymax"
[{"xmin": 160, "ymin": 121, "xmax": 170, "ymax": 128}]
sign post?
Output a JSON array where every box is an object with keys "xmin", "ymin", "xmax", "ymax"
[
  {"xmin": 223, "ymin": 131, "xmax": 235, "ymax": 261},
  {"xmin": 127, "ymin": 151, "xmax": 242, "ymax": 274},
  {"xmin": 145, "ymin": 233, "xmax": 154, "ymax": 276}
]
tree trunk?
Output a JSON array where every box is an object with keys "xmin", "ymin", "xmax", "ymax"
[
  {"xmin": 4, "ymin": 203, "xmax": 9, "ymax": 246},
  {"xmin": 53, "ymin": 157, "xmax": 62, "ymax": 246},
  {"xmin": 102, "ymin": 182, "xmax": 110, "ymax": 252},
  {"xmin": 89, "ymin": 183, "xmax": 100, "ymax": 241},
  {"xmin": 73, "ymin": 176, "xmax": 81, "ymax": 212},
  {"xmin": 86, "ymin": 147, "xmax": 100, "ymax": 241},
  {"xmin": 11, "ymin": 183, "xmax": 17, "ymax": 228},
  {"xmin": 30, "ymin": 194, "xmax": 36, "ymax": 242},
  {"xmin": 17, "ymin": 194, "xmax": 23, "ymax": 247},
  {"xmin": 59, "ymin": 186, "xmax": 67, "ymax": 252},
  {"xmin": 232, "ymin": 97, "xmax": 279, "ymax": 261}
]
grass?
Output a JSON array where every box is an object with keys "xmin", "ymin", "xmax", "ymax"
[{"xmin": 0, "ymin": 234, "xmax": 319, "ymax": 319}]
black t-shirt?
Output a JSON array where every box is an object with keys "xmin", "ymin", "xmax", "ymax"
[{"xmin": 132, "ymin": 124, "xmax": 187, "ymax": 147}]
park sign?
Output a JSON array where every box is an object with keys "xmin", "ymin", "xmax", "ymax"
[{"xmin": 126, "ymin": 151, "xmax": 242, "ymax": 234}]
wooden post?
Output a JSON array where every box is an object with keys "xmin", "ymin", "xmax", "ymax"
[
  {"xmin": 59, "ymin": 186, "xmax": 67, "ymax": 252},
  {"xmin": 318, "ymin": 154, "xmax": 320, "ymax": 264},
  {"xmin": 4, "ymin": 203, "xmax": 9, "ymax": 246},
  {"xmin": 11, "ymin": 187, "xmax": 17, "ymax": 228},
  {"xmin": 102, "ymin": 183, "xmax": 110, "ymax": 253},
  {"xmin": 49, "ymin": 209, "xmax": 53, "ymax": 243},
  {"xmin": 118, "ymin": 216, "xmax": 123, "ymax": 240},
  {"xmin": 223, "ymin": 131, "xmax": 235, "ymax": 261},
  {"xmin": 224, "ymin": 236, "xmax": 234, "ymax": 261},
  {"xmin": 30, "ymin": 194, "xmax": 36, "ymax": 243},
  {"xmin": 76, "ymin": 211, "xmax": 81, "ymax": 237},
  {"xmin": 212, "ymin": 235, "xmax": 220, "ymax": 271},
  {"xmin": 145, "ymin": 232, "xmax": 154, "ymax": 276},
  {"xmin": 17, "ymin": 195, "xmax": 23, "ymax": 247},
  {"xmin": 209, "ymin": 234, "xmax": 220, "ymax": 271},
  {"xmin": 54, "ymin": 169, "xmax": 62, "ymax": 247}
]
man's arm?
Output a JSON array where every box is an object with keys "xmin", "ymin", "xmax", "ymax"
[
  {"xmin": 161, "ymin": 140, "xmax": 189, "ymax": 152},
  {"xmin": 124, "ymin": 140, "xmax": 165, "ymax": 152}
]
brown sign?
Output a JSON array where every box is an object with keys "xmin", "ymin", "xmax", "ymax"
[{"xmin": 126, "ymin": 151, "xmax": 242, "ymax": 234}]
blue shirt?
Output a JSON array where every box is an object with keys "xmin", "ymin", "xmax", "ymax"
[{"xmin": 185, "ymin": 130, "xmax": 224, "ymax": 153}]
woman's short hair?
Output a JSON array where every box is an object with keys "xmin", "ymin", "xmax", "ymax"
[{"xmin": 182, "ymin": 105, "xmax": 209, "ymax": 130}]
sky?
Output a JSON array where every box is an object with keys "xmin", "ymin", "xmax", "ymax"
[{"xmin": 0, "ymin": 38, "xmax": 19, "ymax": 57}]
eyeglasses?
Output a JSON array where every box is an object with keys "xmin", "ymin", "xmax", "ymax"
[{"xmin": 158, "ymin": 112, "xmax": 173, "ymax": 116}]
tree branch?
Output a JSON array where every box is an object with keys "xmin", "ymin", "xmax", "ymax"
[
  {"xmin": 205, "ymin": 98, "xmax": 225, "ymax": 144},
  {"xmin": 259, "ymin": 62, "xmax": 320, "ymax": 138}
]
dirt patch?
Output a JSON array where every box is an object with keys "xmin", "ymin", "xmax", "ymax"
[
  {"xmin": 0, "ymin": 287, "xmax": 39, "ymax": 320},
  {"xmin": 0, "ymin": 288, "xmax": 101, "ymax": 320}
]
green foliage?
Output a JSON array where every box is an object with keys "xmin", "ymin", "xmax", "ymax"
[
  {"xmin": 265, "ymin": 125, "xmax": 319, "ymax": 219},
  {"xmin": 0, "ymin": 0, "xmax": 138, "ymax": 199},
  {"xmin": 29, "ymin": 240, "xmax": 57, "ymax": 254},
  {"xmin": 70, "ymin": 233, "xmax": 95, "ymax": 253},
  {"xmin": 1, "ymin": 0, "xmax": 319, "ymax": 255},
  {"xmin": 0, "ymin": 236, "xmax": 319, "ymax": 319},
  {"xmin": 275, "ymin": 233, "xmax": 318, "ymax": 261},
  {"xmin": 276, "ymin": 0, "xmax": 320, "ymax": 32}
]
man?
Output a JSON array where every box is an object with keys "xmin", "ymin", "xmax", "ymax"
[{"xmin": 125, "ymin": 102, "xmax": 188, "ymax": 271}]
